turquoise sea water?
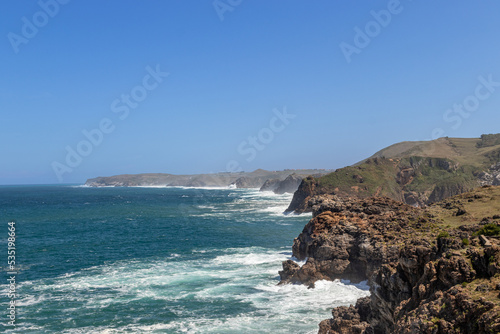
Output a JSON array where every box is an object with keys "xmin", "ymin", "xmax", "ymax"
[{"xmin": 0, "ymin": 185, "xmax": 368, "ymax": 333}]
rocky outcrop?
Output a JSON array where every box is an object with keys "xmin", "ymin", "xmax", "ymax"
[
  {"xmin": 478, "ymin": 162, "xmax": 500, "ymax": 186},
  {"xmin": 285, "ymin": 176, "xmax": 317, "ymax": 213},
  {"xmin": 318, "ymin": 297, "xmax": 372, "ymax": 334},
  {"xmin": 259, "ymin": 179, "xmax": 282, "ymax": 192},
  {"xmin": 280, "ymin": 188, "xmax": 500, "ymax": 334},
  {"xmin": 232, "ymin": 176, "xmax": 254, "ymax": 188},
  {"xmin": 280, "ymin": 196, "xmax": 421, "ymax": 286},
  {"xmin": 275, "ymin": 173, "xmax": 303, "ymax": 194},
  {"xmin": 259, "ymin": 173, "xmax": 304, "ymax": 194},
  {"xmin": 427, "ymin": 181, "xmax": 476, "ymax": 204}
]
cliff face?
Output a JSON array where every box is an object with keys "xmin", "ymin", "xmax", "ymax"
[
  {"xmin": 286, "ymin": 156, "xmax": 481, "ymax": 213},
  {"xmin": 280, "ymin": 186, "xmax": 500, "ymax": 334},
  {"xmin": 281, "ymin": 196, "xmax": 419, "ymax": 286},
  {"xmin": 259, "ymin": 173, "xmax": 304, "ymax": 194},
  {"xmin": 285, "ymin": 176, "xmax": 318, "ymax": 212},
  {"xmin": 478, "ymin": 162, "xmax": 500, "ymax": 186}
]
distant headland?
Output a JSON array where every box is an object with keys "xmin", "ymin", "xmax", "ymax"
[{"xmin": 85, "ymin": 169, "xmax": 333, "ymax": 194}]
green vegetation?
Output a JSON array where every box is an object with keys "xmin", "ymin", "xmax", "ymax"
[
  {"xmin": 476, "ymin": 134, "xmax": 500, "ymax": 148},
  {"xmin": 437, "ymin": 231, "xmax": 450, "ymax": 239},
  {"xmin": 462, "ymin": 238, "xmax": 470, "ymax": 246},
  {"xmin": 427, "ymin": 186, "xmax": 500, "ymax": 228},
  {"xmin": 485, "ymin": 147, "xmax": 500, "ymax": 164},
  {"xmin": 315, "ymin": 158, "xmax": 401, "ymax": 199},
  {"xmin": 402, "ymin": 156, "xmax": 478, "ymax": 196},
  {"xmin": 475, "ymin": 223, "xmax": 500, "ymax": 237}
]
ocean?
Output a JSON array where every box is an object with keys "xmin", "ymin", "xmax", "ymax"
[{"xmin": 0, "ymin": 185, "xmax": 369, "ymax": 333}]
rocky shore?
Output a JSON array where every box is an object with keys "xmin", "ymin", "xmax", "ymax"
[{"xmin": 279, "ymin": 186, "xmax": 500, "ymax": 333}]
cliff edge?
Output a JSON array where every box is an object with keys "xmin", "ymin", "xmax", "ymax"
[
  {"xmin": 280, "ymin": 186, "xmax": 500, "ymax": 333},
  {"xmin": 286, "ymin": 135, "xmax": 500, "ymax": 213}
]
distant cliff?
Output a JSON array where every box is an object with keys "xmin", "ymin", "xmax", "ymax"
[
  {"xmin": 85, "ymin": 169, "xmax": 331, "ymax": 192},
  {"xmin": 280, "ymin": 186, "xmax": 500, "ymax": 333},
  {"xmin": 286, "ymin": 135, "xmax": 500, "ymax": 213},
  {"xmin": 259, "ymin": 173, "xmax": 305, "ymax": 194}
]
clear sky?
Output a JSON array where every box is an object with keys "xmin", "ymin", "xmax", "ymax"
[{"xmin": 1, "ymin": 1, "xmax": 500, "ymax": 185}]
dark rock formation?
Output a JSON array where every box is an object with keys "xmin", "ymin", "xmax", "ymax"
[
  {"xmin": 233, "ymin": 176, "xmax": 253, "ymax": 188},
  {"xmin": 281, "ymin": 196, "xmax": 420, "ymax": 285},
  {"xmin": 318, "ymin": 297, "xmax": 373, "ymax": 334},
  {"xmin": 259, "ymin": 174, "xmax": 306, "ymax": 194},
  {"xmin": 275, "ymin": 173, "xmax": 303, "ymax": 194},
  {"xmin": 280, "ymin": 189, "xmax": 500, "ymax": 334},
  {"xmin": 285, "ymin": 176, "xmax": 317, "ymax": 213},
  {"xmin": 259, "ymin": 178, "xmax": 282, "ymax": 192}
]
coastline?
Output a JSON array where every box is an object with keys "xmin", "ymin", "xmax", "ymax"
[{"xmin": 279, "ymin": 188, "xmax": 500, "ymax": 333}]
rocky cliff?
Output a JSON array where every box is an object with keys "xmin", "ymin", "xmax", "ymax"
[
  {"xmin": 286, "ymin": 135, "xmax": 500, "ymax": 213},
  {"xmin": 478, "ymin": 162, "xmax": 500, "ymax": 186},
  {"xmin": 259, "ymin": 173, "xmax": 304, "ymax": 194},
  {"xmin": 280, "ymin": 186, "xmax": 500, "ymax": 333}
]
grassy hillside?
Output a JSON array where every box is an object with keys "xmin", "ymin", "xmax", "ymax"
[
  {"xmin": 288, "ymin": 134, "xmax": 500, "ymax": 212},
  {"xmin": 315, "ymin": 157, "xmax": 402, "ymax": 199},
  {"xmin": 428, "ymin": 185, "xmax": 500, "ymax": 228},
  {"xmin": 362, "ymin": 135, "xmax": 500, "ymax": 166}
]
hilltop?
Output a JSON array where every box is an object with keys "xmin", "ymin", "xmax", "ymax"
[{"xmin": 286, "ymin": 134, "xmax": 500, "ymax": 213}]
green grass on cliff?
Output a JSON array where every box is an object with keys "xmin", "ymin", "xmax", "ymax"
[
  {"xmin": 304, "ymin": 135, "xmax": 500, "ymax": 207},
  {"xmin": 402, "ymin": 156, "xmax": 478, "ymax": 195},
  {"xmin": 476, "ymin": 133, "xmax": 500, "ymax": 148},
  {"xmin": 315, "ymin": 158, "xmax": 402, "ymax": 200},
  {"xmin": 428, "ymin": 186, "xmax": 500, "ymax": 228},
  {"xmin": 362, "ymin": 135, "xmax": 500, "ymax": 169}
]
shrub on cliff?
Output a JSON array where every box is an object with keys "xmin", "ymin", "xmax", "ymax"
[
  {"xmin": 437, "ymin": 231, "xmax": 450, "ymax": 239},
  {"xmin": 475, "ymin": 223, "xmax": 500, "ymax": 236}
]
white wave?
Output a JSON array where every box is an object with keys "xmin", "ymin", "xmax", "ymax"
[
  {"xmin": 15, "ymin": 294, "xmax": 47, "ymax": 307},
  {"xmin": 130, "ymin": 185, "xmax": 167, "ymax": 188},
  {"xmin": 197, "ymin": 205, "xmax": 217, "ymax": 210},
  {"xmin": 258, "ymin": 205, "xmax": 289, "ymax": 216},
  {"xmin": 3, "ymin": 324, "xmax": 44, "ymax": 334},
  {"xmin": 340, "ymin": 279, "xmax": 370, "ymax": 291},
  {"xmin": 166, "ymin": 185, "xmax": 243, "ymax": 190},
  {"xmin": 240, "ymin": 190, "xmax": 294, "ymax": 200},
  {"xmin": 211, "ymin": 250, "xmax": 286, "ymax": 266}
]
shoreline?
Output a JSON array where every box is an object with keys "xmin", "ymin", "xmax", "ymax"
[{"xmin": 279, "ymin": 188, "xmax": 500, "ymax": 333}]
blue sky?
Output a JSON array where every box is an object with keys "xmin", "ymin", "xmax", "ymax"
[{"xmin": 1, "ymin": 1, "xmax": 500, "ymax": 184}]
